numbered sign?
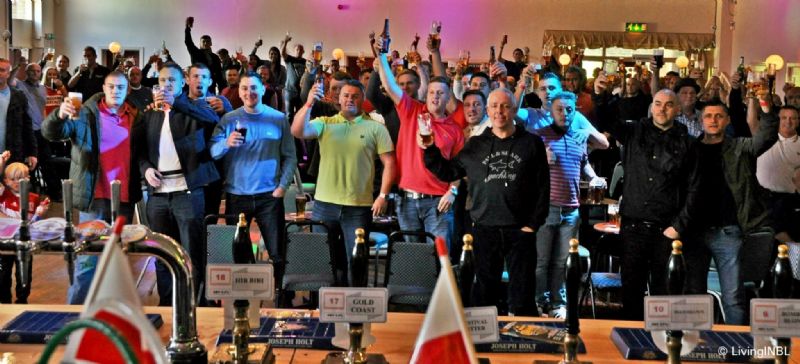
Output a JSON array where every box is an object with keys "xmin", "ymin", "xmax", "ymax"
[
  {"xmin": 205, "ymin": 264, "xmax": 274, "ymax": 300},
  {"xmin": 464, "ymin": 306, "xmax": 499, "ymax": 344},
  {"xmin": 319, "ymin": 287, "xmax": 388, "ymax": 323},
  {"xmin": 751, "ymin": 299, "xmax": 800, "ymax": 337},
  {"xmin": 644, "ymin": 295, "xmax": 713, "ymax": 331}
]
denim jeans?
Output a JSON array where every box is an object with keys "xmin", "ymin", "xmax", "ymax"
[
  {"xmin": 535, "ymin": 205, "xmax": 579, "ymax": 310},
  {"xmin": 472, "ymin": 224, "xmax": 538, "ymax": 316},
  {"xmin": 148, "ymin": 189, "xmax": 205, "ymax": 306},
  {"xmin": 705, "ymin": 225, "xmax": 746, "ymax": 325},
  {"xmin": 395, "ymin": 195, "xmax": 453, "ymax": 247},
  {"xmin": 66, "ymin": 199, "xmax": 135, "ymax": 304},
  {"xmin": 312, "ymin": 200, "xmax": 372, "ymax": 286},
  {"xmin": 226, "ymin": 192, "xmax": 286, "ymax": 290}
]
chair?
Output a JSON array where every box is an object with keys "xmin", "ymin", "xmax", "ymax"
[
  {"xmin": 383, "ymin": 231, "xmax": 439, "ymax": 310},
  {"xmin": 205, "ymin": 214, "xmax": 239, "ymax": 265},
  {"xmin": 580, "ymin": 233, "xmax": 622, "ymax": 318},
  {"xmin": 280, "ymin": 221, "xmax": 336, "ymax": 308}
]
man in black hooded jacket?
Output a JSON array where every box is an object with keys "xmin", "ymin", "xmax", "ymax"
[{"xmin": 421, "ymin": 88, "xmax": 549, "ymax": 316}]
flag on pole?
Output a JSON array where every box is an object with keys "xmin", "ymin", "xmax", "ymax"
[
  {"xmin": 63, "ymin": 217, "xmax": 167, "ymax": 364},
  {"xmin": 409, "ymin": 237, "xmax": 478, "ymax": 364}
]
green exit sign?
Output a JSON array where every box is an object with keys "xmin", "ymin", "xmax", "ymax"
[{"xmin": 625, "ymin": 22, "xmax": 648, "ymax": 33}]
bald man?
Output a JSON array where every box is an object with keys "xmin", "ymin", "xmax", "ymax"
[
  {"xmin": 126, "ymin": 66, "xmax": 152, "ymax": 111},
  {"xmin": 420, "ymin": 88, "xmax": 550, "ymax": 316},
  {"xmin": 604, "ymin": 89, "xmax": 701, "ymax": 321}
]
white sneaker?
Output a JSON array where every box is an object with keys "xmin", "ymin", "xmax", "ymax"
[{"xmin": 549, "ymin": 306, "xmax": 567, "ymax": 319}]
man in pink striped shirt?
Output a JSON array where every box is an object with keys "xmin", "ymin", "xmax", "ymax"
[{"xmin": 532, "ymin": 91, "xmax": 605, "ymax": 318}]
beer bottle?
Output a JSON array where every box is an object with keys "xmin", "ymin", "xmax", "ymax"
[
  {"xmin": 380, "ymin": 19, "xmax": 391, "ymax": 54},
  {"xmin": 459, "ymin": 234, "xmax": 475, "ymax": 307},
  {"xmin": 489, "ymin": 46, "xmax": 496, "ymax": 64},
  {"xmin": 232, "ymin": 213, "xmax": 255, "ymax": 264},
  {"xmin": 737, "ymin": 56, "xmax": 746, "ymax": 80},
  {"xmin": 351, "ymin": 228, "xmax": 369, "ymax": 287}
]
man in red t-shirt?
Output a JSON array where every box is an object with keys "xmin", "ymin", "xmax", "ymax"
[{"xmin": 375, "ymin": 48, "xmax": 464, "ymax": 248}]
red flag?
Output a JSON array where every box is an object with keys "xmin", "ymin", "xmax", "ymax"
[
  {"xmin": 410, "ymin": 237, "xmax": 478, "ymax": 364},
  {"xmin": 63, "ymin": 217, "xmax": 167, "ymax": 364}
]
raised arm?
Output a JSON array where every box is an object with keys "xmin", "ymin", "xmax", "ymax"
[
  {"xmin": 375, "ymin": 53, "xmax": 404, "ymax": 105},
  {"xmin": 427, "ymin": 36, "xmax": 446, "ymax": 78},
  {"xmin": 291, "ymin": 82, "xmax": 323, "ymax": 139}
]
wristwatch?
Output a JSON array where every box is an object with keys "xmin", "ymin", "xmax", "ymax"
[{"xmin": 449, "ymin": 185, "xmax": 459, "ymax": 196}]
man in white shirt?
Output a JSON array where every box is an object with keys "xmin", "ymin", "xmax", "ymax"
[
  {"xmin": 757, "ymin": 105, "xmax": 800, "ymax": 243},
  {"xmin": 137, "ymin": 62, "xmax": 221, "ymax": 306}
]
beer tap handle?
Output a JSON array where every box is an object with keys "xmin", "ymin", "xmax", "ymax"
[
  {"xmin": 565, "ymin": 239, "xmax": 581, "ymax": 335},
  {"xmin": 19, "ymin": 179, "xmax": 30, "ymax": 238},
  {"xmin": 666, "ymin": 240, "xmax": 686, "ymax": 364},
  {"xmin": 16, "ymin": 179, "xmax": 32, "ymax": 288},
  {"xmin": 62, "ymin": 179, "xmax": 77, "ymax": 285},
  {"xmin": 110, "ymin": 180, "xmax": 121, "ymax": 222}
]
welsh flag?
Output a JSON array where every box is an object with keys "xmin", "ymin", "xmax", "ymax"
[
  {"xmin": 62, "ymin": 217, "xmax": 167, "ymax": 364},
  {"xmin": 409, "ymin": 237, "xmax": 478, "ymax": 364}
]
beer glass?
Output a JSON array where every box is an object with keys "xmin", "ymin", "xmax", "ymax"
[
  {"xmin": 418, "ymin": 114, "xmax": 433, "ymax": 145},
  {"xmin": 67, "ymin": 92, "xmax": 82, "ymax": 120}
]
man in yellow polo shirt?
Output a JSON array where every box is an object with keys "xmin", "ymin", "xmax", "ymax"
[{"xmin": 292, "ymin": 78, "xmax": 395, "ymax": 285}]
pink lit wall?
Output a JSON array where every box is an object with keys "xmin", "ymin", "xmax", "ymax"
[
  {"xmin": 52, "ymin": 0, "xmax": 715, "ymax": 66},
  {"xmin": 730, "ymin": 0, "xmax": 800, "ymax": 90}
]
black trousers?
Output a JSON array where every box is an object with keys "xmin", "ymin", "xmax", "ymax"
[
  {"xmin": 620, "ymin": 219, "xmax": 705, "ymax": 320},
  {"xmin": 472, "ymin": 224, "xmax": 538, "ymax": 316}
]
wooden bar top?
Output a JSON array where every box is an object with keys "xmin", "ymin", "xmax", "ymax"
[{"xmin": 0, "ymin": 304, "xmax": 796, "ymax": 363}]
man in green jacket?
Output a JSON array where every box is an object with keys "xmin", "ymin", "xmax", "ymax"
[
  {"xmin": 692, "ymin": 92, "xmax": 777, "ymax": 325},
  {"xmin": 42, "ymin": 70, "xmax": 143, "ymax": 304}
]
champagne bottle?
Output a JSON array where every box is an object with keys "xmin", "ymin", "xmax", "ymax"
[
  {"xmin": 232, "ymin": 213, "xmax": 255, "ymax": 264},
  {"xmin": 459, "ymin": 234, "xmax": 475, "ymax": 307},
  {"xmin": 351, "ymin": 228, "xmax": 369, "ymax": 287},
  {"xmin": 380, "ymin": 19, "xmax": 391, "ymax": 54}
]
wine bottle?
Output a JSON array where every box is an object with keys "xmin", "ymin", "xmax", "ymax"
[{"xmin": 232, "ymin": 213, "xmax": 255, "ymax": 264}]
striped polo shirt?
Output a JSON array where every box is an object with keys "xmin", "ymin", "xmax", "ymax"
[{"xmin": 533, "ymin": 126, "xmax": 588, "ymax": 207}]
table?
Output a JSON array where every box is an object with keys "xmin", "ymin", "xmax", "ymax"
[
  {"xmin": 594, "ymin": 222, "xmax": 621, "ymax": 235},
  {"xmin": 0, "ymin": 305, "xmax": 798, "ymax": 363}
]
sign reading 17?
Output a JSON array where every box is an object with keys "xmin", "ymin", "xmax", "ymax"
[{"xmin": 328, "ymin": 297, "xmax": 340, "ymax": 305}]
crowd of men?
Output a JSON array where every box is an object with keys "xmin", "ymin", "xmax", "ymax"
[{"xmin": 0, "ymin": 18, "xmax": 797, "ymax": 324}]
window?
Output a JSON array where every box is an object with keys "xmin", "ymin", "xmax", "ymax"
[
  {"xmin": 11, "ymin": 0, "xmax": 33, "ymax": 21},
  {"xmin": 580, "ymin": 47, "xmax": 686, "ymax": 78}
]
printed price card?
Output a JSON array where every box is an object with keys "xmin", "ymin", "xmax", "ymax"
[
  {"xmin": 206, "ymin": 264, "xmax": 273, "ymax": 300},
  {"xmin": 319, "ymin": 287, "xmax": 388, "ymax": 323},
  {"xmin": 644, "ymin": 295, "xmax": 713, "ymax": 331}
]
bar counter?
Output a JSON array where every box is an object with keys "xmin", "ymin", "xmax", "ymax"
[{"xmin": 0, "ymin": 304, "xmax": 797, "ymax": 363}]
